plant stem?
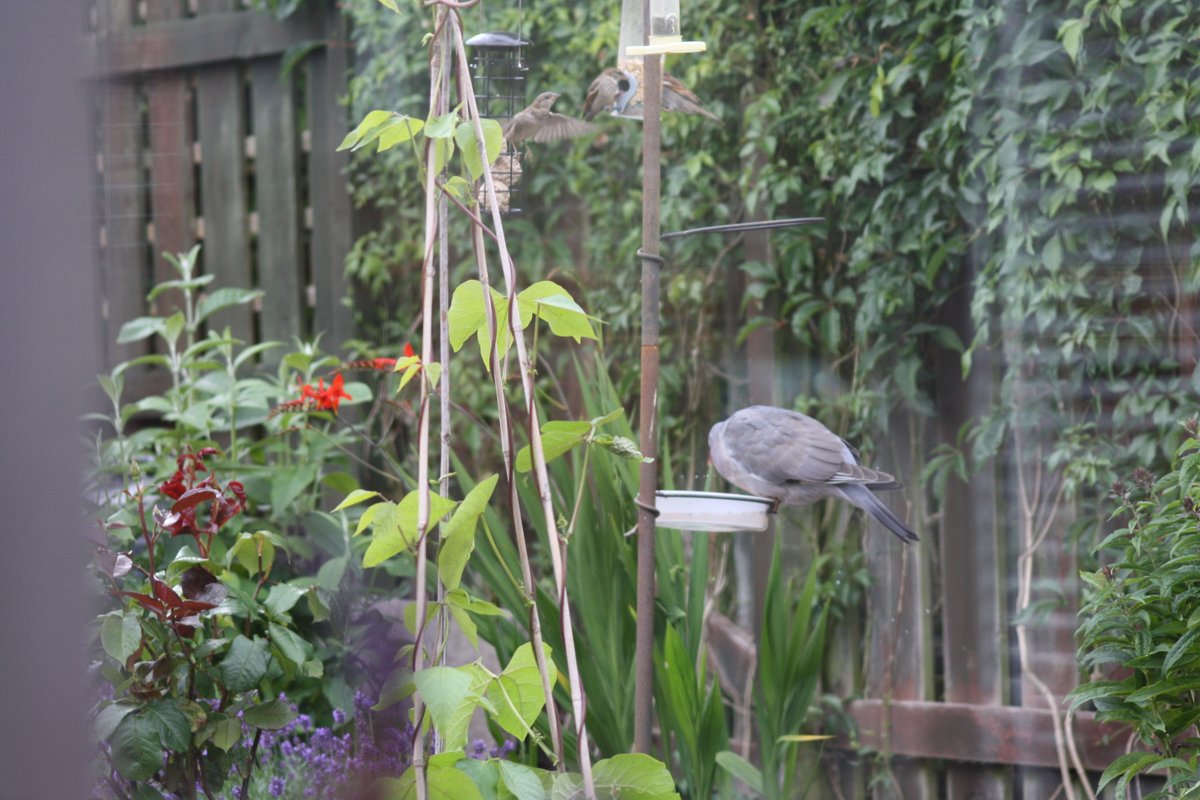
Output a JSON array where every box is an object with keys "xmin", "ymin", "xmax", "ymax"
[
  {"xmin": 450, "ymin": 15, "xmax": 593, "ymax": 794},
  {"xmin": 239, "ymin": 728, "xmax": 262, "ymax": 800}
]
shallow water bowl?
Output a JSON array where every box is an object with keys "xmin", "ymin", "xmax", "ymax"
[{"xmin": 654, "ymin": 491, "xmax": 773, "ymax": 533}]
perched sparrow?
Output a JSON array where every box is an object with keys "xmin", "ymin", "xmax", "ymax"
[
  {"xmin": 709, "ymin": 406, "xmax": 918, "ymax": 542},
  {"xmin": 582, "ymin": 68, "xmax": 638, "ymax": 120},
  {"xmin": 662, "ymin": 72, "xmax": 721, "ymax": 123},
  {"xmin": 582, "ymin": 68, "xmax": 721, "ymax": 123},
  {"xmin": 502, "ymin": 92, "xmax": 598, "ymax": 145}
]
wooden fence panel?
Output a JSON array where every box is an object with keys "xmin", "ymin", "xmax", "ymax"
[
  {"xmin": 936, "ymin": 263, "xmax": 1011, "ymax": 800},
  {"xmin": 251, "ymin": 57, "xmax": 304, "ymax": 352},
  {"xmin": 307, "ymin": 2, "xmax": 355, "ymax": 351},
  {"xmin": 97, "ymin": 0, "xmax": 148, "ymax": 369},
  {"xmin": 144, "ymin": 0, "xmax": 192, "ymax": 302},
  {"xmin": 91, "ymin": 0, "xmax": 356, "ymax": 373},
  {"xmin": 865, "ymin": 410, "xmax": 936, "ymax": 800},
  {"xmin": 195, "ymin": 2, "xmax": 253, "ymax": 342}
]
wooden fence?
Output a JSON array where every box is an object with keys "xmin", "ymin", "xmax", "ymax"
[
  {"xmin": 87, "ymin": 3, "xmax": 1195, "ymax": 798},
  {"xmin": 90, "ymin": 0, "xmax": 355, "ymax": 391}
]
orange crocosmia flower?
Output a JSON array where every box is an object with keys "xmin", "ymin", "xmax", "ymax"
[{"xmin": 318, "ymin": 373, "xmax": 352, "ymax": 412}]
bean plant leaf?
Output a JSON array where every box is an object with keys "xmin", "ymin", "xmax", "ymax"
[
  {"xmin": 376, "ymin": 116, "xmax": 423, "ymax": 152},
  {"xmin": 437, "ymin": 474, "xmax": 498, "ymax": 591},
  {"xmin": 447, "ymin": 279, "xmax": 511, "ymax": 368},
  {"xmin": 243, "ymin": 698, "xmax": 298, "ymax": 731},
  {"xmin": 338, "ymin": 109, "xmax": 394, "ymax": 150},
  {"xmin": 381, "ymin": 757, "xmax": 485, "ymax": 800},
  {"xmin": 334, "ymin": 489, "xmax": 382, "ymax": 511},
  {"xmin": 498, "ymin": 760, "xmax": 546, "ymax": 800},
  {"xmin": 592, "ymin": 754, "xmax": 680, "ymax": 800},
  {"xmin": 487, "ymin": 643, "xmax": 554, "ymax": 741},
  {"xmin": 220, "ymin": 635, "xmax": 271, "ymax": 693},
  {"xmin": 515, "ymin": 420, "xmax": 591, "ymax": 473},
  {"xmin": 363, "ymin": 491, "xmax": 457, "ymax": 568},
  {"xmin": 412, "ymin": 667, "xmax": 476, "ymax": 748},
  {"xmin": 516, "ymin": 282, "xmax": 598, "ymax": 342},
  {"xmin": 454, "ymin": 119, "xmax": 503, "ymax": 181}
]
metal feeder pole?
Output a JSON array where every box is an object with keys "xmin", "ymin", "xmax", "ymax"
[{"xmin": 632, "ymin": 10, "xmax": 664, "ymax": 757}]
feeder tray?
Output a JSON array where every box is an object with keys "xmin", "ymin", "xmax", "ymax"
[{"xmin": 654, "ymin": 490, "xmax": 773, "ymax": 533}]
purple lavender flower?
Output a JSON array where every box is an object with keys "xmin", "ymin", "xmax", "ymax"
[
  {"xmin": 332, "ymin": 708, "xmax": 346, "ymax": 726},
  {"xmin": 269, "ymin": 776, "xmax": 287, "ymax": 797},
  {"xmin": 469, "ymin": 739, "xmax": 489, "ymax": 760}
]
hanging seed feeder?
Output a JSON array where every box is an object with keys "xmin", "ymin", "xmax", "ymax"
[{"xmin": 466, "ymin": 29, "xmax": 529, "ymax": 213}]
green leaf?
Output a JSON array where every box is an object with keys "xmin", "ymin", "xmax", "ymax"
[
  {"xmin": 227, "ymin": 530, "xmax": 277, "ymax": 577},
  {"xmin": 381, "ymin": 760, "xmax": 485, "ymax": 800},
  {"xmin": 714, "ymin": 751, "xmax": 762, "ymax": 794},
  {"xmin": 592, "ymin": 754, "xmax": 680, "ymax": 800},
  {"xmin": 363, "ymin": 491, "xmax": 457, "ymax": 568},
  {"xmin": 448, "ymin": 280, "xmax": 511, "ymax": 367},
  {"xmin": 144, "ymin": 699, "xmax": 192, "ymax": 752},
  {"xmin": 455, "ymin": 120, "xmax": 504, "ymax": 181},
  {"xmin": 334, "ymin": 489, "xmax": 382, "ymax": 511},
  {"xmin": 195, "ymin": 288, "xmax": 263, "ymax": 326},
  {"xmin": 101, "ymin": 612, "xmax": 142, "ymax": 664},
  {"xmin": 116, "ymin": 316, "xmax": 166, "ymax": 344},
  {"xmin": 339, "ymin": 109, "xmax": 394, "ymax": 150},
  {"xmin": 263, "ymin": 583, "xmax": 305, "ymax": 617},
  {"xmin": 373, "ymin": 666, "xmax": 416, "ymax": 711},
  {"xmin": 1098, "ymin": 751, "xmax": 1164, "ymax": 791},
  {"xmin": 1163, "ymin": 626, "xmax": 1200, "ymax": 673},
  {"xmin": 487, "ymin": 643, "xmax": 554, "ymax": 741},
  {"xmin": 498, "ymin": 761, "xmax": 546, "ymax": 800},
  {"xmin": 515, "ymin": 420, "xmax": 591, "ymax": 473},
  {"xmin": 516, "ymin": 282, "xmax": 598, "ymax": 342},
  {"xmin": 413, "ymin": 667, "xmax": 477, "ymax": 745},
  {"xmin": 94, "ymin": 702, "xmax": 138, "ymax": 742},
  {"xmin": 208, "ymin": 714, "xmax": 241, "ymax": 751},
  {"xmin": 438, "ymin": 475, "xmax": 499, "ymax": 591},
  {"xmin": 268, "ymin": 622, "xmax": 311, "ymax": 667},
  {"xmin": 377, "ymin": 116, "xmax": 424, "ymax": 152},
  {"xmin": 111, "ymin": 712, "xmax": 163, "ymax": 781},
  {"xmin": 243, "ymin": 698, "xmax": 298, "ymax": 731},
  {"xmin": 220, "ymin": 635, "xmax": 271, "ymax": 693},
  {"xmin": 1059, "ymin": 18, "xmax": 1085, "ymax": 63},
  {"xmin": 426, "ymin": 111, "xmax": 458, "ymax": 139}
]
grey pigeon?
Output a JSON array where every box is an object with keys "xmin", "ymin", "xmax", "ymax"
[{"xmin": 709, "ymin": 406, "xmax": 918, "ymax": 542}]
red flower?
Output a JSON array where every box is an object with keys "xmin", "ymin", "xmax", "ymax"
[
  {"xmin": 297, "ymin": 373, "xmax": 352, "ymax": 413},
  {"xmin": 372, "ymin": 357, "xmax": 397, "ymax": 370},
  {"xmin": 403, "ymin": 342, "xmax": 415, "ymax": 358}
]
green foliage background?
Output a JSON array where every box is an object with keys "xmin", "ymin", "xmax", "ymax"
[{"xmin": 343, "ymin": 0, "xmax": 1198, "ymax": 491}]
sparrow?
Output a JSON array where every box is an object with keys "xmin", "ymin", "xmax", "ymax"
[
  {"xmin": 582, "ymin": 68, "xmax": 638, "ymax": 120},
  {"xmin": 502, "ymin": 92, "xmax": 598, "ymax": 145},
  {"xmin": 582, "ymin": 68, "xmax": 721, "ymax": 123},
  {"xmin": 709, "ymin": 406, "xmax": 918, "ymax": 542},
  {"xmin": 662, "ymin": 72, "xmax": 721, "ymax": 123}
]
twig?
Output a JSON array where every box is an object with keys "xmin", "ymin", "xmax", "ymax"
[{"xmin": 239, "ymin": 728, "xmax": 262, "ymax": 800}]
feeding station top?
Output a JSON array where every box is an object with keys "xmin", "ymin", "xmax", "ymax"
[{"xmin": 614, "ymin": 0, "xmax": 706, "ymax": 120}]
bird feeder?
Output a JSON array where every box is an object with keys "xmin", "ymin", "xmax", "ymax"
[
  {"xmin": 627, "ymin": 0, "xmax": 707, "ymax": 55},
  {"xmin": 466, "ymin": 31, "xmax": 529, "ymax": 213},
  {"xmin": 614, "ymin": 0, "xmax": 706, "ymax": 120},
  {"xmin": 655, "ymin": 491, "xmax": 772, "ymax": 533}
]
